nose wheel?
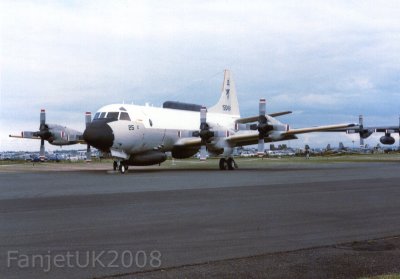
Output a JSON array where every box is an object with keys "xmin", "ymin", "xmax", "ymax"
[
  {"xmin": 119, "ymin": 164, "xmax": 126, "ymax": 174},
  {"xmin": 219, "ymin": 158, "xmax": 237, "ymax": 170},
  {"xmin": 113, "ymin": 160, "xmax": 129, "ymax": 174}
]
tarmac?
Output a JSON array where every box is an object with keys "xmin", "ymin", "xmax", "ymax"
[{"xmin": 0, "ymin": 157, "xmax": 400, "ymax": 278}]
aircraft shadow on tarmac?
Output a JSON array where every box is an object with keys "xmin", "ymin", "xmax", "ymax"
[{"xmin": 91, "ymin": 166, "xmax": 348, "ymax": 175}]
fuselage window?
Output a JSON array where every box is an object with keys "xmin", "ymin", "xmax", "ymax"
[
  {"xmin": 94, "ymin": 112, "xmax": 100, "ymax": 120},
  {"xmin": 119, "ymin": 112, "xmax": 131, "ymax": 121},
  {"xmin": 149, "ymin": 119, "xmax": 153, "ymax": 127},
  {"xmin": 99, "ymin": 112, "xmax": 106, "ymax": 119},
  {"xmin": 106, "ymin": 112, "xmax": 119, "ymax": 120}
]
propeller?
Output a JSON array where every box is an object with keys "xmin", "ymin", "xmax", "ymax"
[
  {"xmin": 17, "ymin": 109, "xmax": 56, "ymax": 160},
  {"xmin": 357, "ymin": 115, "xmax": 373, "ymax": 147},
  {"xmin": 359, "ymin": 115, "xmax": 364, "ymax": 147},
  {"xmin": 193, "ymin": 107, "xmax": 214, "ymax": 160},
  {"xmin": 39, "ymin": 139, "xmax": 45, "ymax": 160},
  {"xmin": 257, "ymin": 99, "xmax": 267, "ymax": 155},
  {"xmin": 27, "ymin": 109, "xmax": 52, "ymax": 161},
  {"xmin": 39, "ymin": 109, "xmax": 46, "ymax": 160},
  {"xmin": 251, "ymin": 99, "xmax": 273, "ymax": 156},
  {"xmin": 12, "ymin": 109, "xmax": 86, "ymax": 161},
  {"xmin": 85, "ymin": 112, "xmax": 92, "ymax": 161}
]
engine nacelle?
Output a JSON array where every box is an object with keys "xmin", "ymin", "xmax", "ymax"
[
  {"xmin": 360, "ymin": 129, "xmax": 373, "ymax": 139},
  {"xmin": 269, "ymin": 131, "xmax": 285, "ymax": 141},
  {"xmin": 380, "ymin": 135, "xmax": 395, "ymax": 145},
  {"xmin": 171, "ymin": 147, "xmax": 198, "ymax": 159},
  {"xmin": 47, "ymin": 124, "xmax": 82, "ymax": 146},
  {"xmin": 127, "ymin": 151, "xmax": 167, "ymax": 166}
]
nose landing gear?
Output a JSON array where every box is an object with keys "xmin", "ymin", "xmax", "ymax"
[{"xmin": 113, "ymin": 160, "xmax": 129, "ymax": 174}]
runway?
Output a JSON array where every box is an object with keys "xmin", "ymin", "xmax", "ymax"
[{"xmin": 1, "ymin": 158, "xmax": 400, "ymax": 278}]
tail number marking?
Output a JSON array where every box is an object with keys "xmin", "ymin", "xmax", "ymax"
[{"xmin": 222, "ymin": 105, "xmax": 231, "ymax": 111}]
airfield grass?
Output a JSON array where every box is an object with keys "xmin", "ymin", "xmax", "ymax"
[
  {"xmin": 1, "ymin": 153, "xmax": 398, "ymax": 170},
  {"xmin": 166, "ymin": 153, "xmax": 400, "ymax": 170}
]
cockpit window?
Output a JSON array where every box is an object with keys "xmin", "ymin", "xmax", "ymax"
[
  {"xmin": 106, "ymin": 112, "xmax": 119, "ymax": 120},
  {"xmin": 99, "ymin": 112, "xmax": 106, "ymax": 119},
  {"xmin": 94, "ymin": 112, "xmax": 100, "ymax": 120},
  {"xmin": 119, "ymin": 112, "xmax": 131, "ymax": 121}
]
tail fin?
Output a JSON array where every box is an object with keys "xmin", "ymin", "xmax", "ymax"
[{"xmin": 208, "ymin": 70, "xmax": 240, "ymax": 117}]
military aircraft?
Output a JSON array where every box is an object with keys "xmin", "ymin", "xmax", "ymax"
[
  {"xmin": 82, "ymin": 70, "xmax": 355, "ymax": 173},
  {"xmin": 9, "ymin": 110, "xmax": 92, "ymax": 161}
]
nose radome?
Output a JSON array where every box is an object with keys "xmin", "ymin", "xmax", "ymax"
[{"xmin": 83, "ymin": 120, "xmax": 114, "ymax": 152}]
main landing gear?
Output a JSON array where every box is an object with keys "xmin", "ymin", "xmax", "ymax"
[
  {"xmin": 219, "ymin": 157, "xmax": 238, "ymax": 170},
  {"xmin": 113, "ymin": 160, "xmax": 129, "ymax": 174}
]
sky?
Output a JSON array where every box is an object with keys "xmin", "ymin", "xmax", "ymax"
[{"xmin": 1, "ymin": 0, "xmax": 399, "ymax": 151}]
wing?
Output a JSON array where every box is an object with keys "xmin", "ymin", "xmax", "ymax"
[
  {"xmin": 323, "ymin": 125, "xmax": 399, "ymax": 133},
  {"xmin": 226, "ymin": 131, "xmax": 298, "ymax": 146},
  {"xmin": 227, "ymin": 123, "xmax": 355, "ymax": 146},
  {"xmin": 10, "ymin": 131, "xmax": 87, "ymax": 144},
  {"xmin": 173, "ymin": 123, "xmax": 355, "ymax": 149},
  {"xmin": 373, "ymin": 126, "xmax": 399, "ymax": 133},
  {"xmin": 9, "ymin": 132, "xmax": 41, "ymax": 140},
  {"xmin": 283, "ymin": 123, "xmax": 356, "ymax": 135}
]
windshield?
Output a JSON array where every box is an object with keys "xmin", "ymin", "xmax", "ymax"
[
  {"xmin": 94, "ymin": 111, "xmax": 130, "ymax": 120},
  {"xmin": 106, "ymin": 112, "xmax": 119, "ymax": 120},
  {"xmin": 119, "ymin": 112, "xmax": 131, "ymax": 121}
]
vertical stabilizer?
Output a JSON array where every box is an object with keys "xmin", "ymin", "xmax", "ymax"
[{"xmin": 208, "ymin": 70, "xmax": 240, "ymax": 117}]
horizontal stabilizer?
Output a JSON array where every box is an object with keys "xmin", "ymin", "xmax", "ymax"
[
  {"xmin": 269, "ymin": 111, "xmax": 293, "ymax": 118},
  {"xmin": 235, "ymin": 111, "xmax": 292, "ymax": 124}
]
